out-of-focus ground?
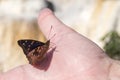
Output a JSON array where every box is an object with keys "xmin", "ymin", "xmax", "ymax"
[{"xmin": 0, "ymin": 0, "xmax": 120, "ymax": 72}]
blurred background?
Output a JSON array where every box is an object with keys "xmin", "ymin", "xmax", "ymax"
[{"xmin": 0, "ymin": 0, "xmax": 120, "ymax": 72}]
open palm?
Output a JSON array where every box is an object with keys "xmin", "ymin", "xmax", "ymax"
[{"xmin": 1, "ymin": 8, "xmax": 120, "ymax": 80}]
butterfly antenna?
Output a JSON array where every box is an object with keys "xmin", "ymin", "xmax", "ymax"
[
  {"xmin": 47, "ymin": 25, "xmax": 56, "ymax": 40},
  {"xmin": 50, "ymin": 33, "xmax": 56, "ymax": 40},
  {"xmin": 47, "ymin": 26, "xmax": 52, "ymax": 39}
]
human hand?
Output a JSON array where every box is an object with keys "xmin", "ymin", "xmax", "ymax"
[{"xmin": 1, "ymin": 8, "xmax": 120, "ymax": 80}]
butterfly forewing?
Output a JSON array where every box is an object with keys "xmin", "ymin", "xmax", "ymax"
[{"xmin": 18, "ymin": 39, "xmax": 45, "ymax": 55}]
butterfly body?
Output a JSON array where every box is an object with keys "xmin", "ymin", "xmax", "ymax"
[{"xmin": 18, "ymin": 39, "xmax": 50, "ymax": 66}]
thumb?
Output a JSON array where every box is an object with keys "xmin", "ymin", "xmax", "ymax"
[{"xmin": 38, "ymin": 8, "xmax": 73, "ymax": 43}]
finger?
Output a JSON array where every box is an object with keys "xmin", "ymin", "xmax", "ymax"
[
  {"xmin": 38, "ymin": 8, "xmax": 73, "ymax": 43},
  {"xmin": 2, "ymin": 65, "xmax": 46, "ymax": 80}
]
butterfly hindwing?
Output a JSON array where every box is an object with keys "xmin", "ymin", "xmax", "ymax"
[
  {"xmin": 27, "ymin": 46, "xmax": 47, "ymax": 64},
  {"xmin": 18, "ymin": 39, "xmax": 45, "ymax": 55}
]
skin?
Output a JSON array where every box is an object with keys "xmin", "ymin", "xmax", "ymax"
[{"xmin": 1, "ymin": 8, "xmax": 120, "ymax": 80}]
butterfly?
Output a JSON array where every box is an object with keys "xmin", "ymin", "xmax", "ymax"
[{"xmin": 18, "ymin": 39, "xmax": 50, "ymax": 66}]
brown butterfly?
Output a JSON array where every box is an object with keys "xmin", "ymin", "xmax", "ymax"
[{"xmin": 18, "ymin": 39, "xmax": 50, "ymax": 66}]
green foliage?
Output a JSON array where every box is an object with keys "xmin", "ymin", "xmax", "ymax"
[{"xmin": 102, "ymin": 30, "xmax": 120, "ymax": 60}]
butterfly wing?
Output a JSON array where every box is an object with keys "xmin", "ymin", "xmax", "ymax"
[
  {"xmin": 18, "ymin": 39, "xmax": 50, "ymax": 66},
  {"xmin": 27, "ymin": 45, "xmax": 49, "ymax": 65},
  {"xmin": 18, "ymin": 39, "xmax": 45, "ymax": 55}
]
